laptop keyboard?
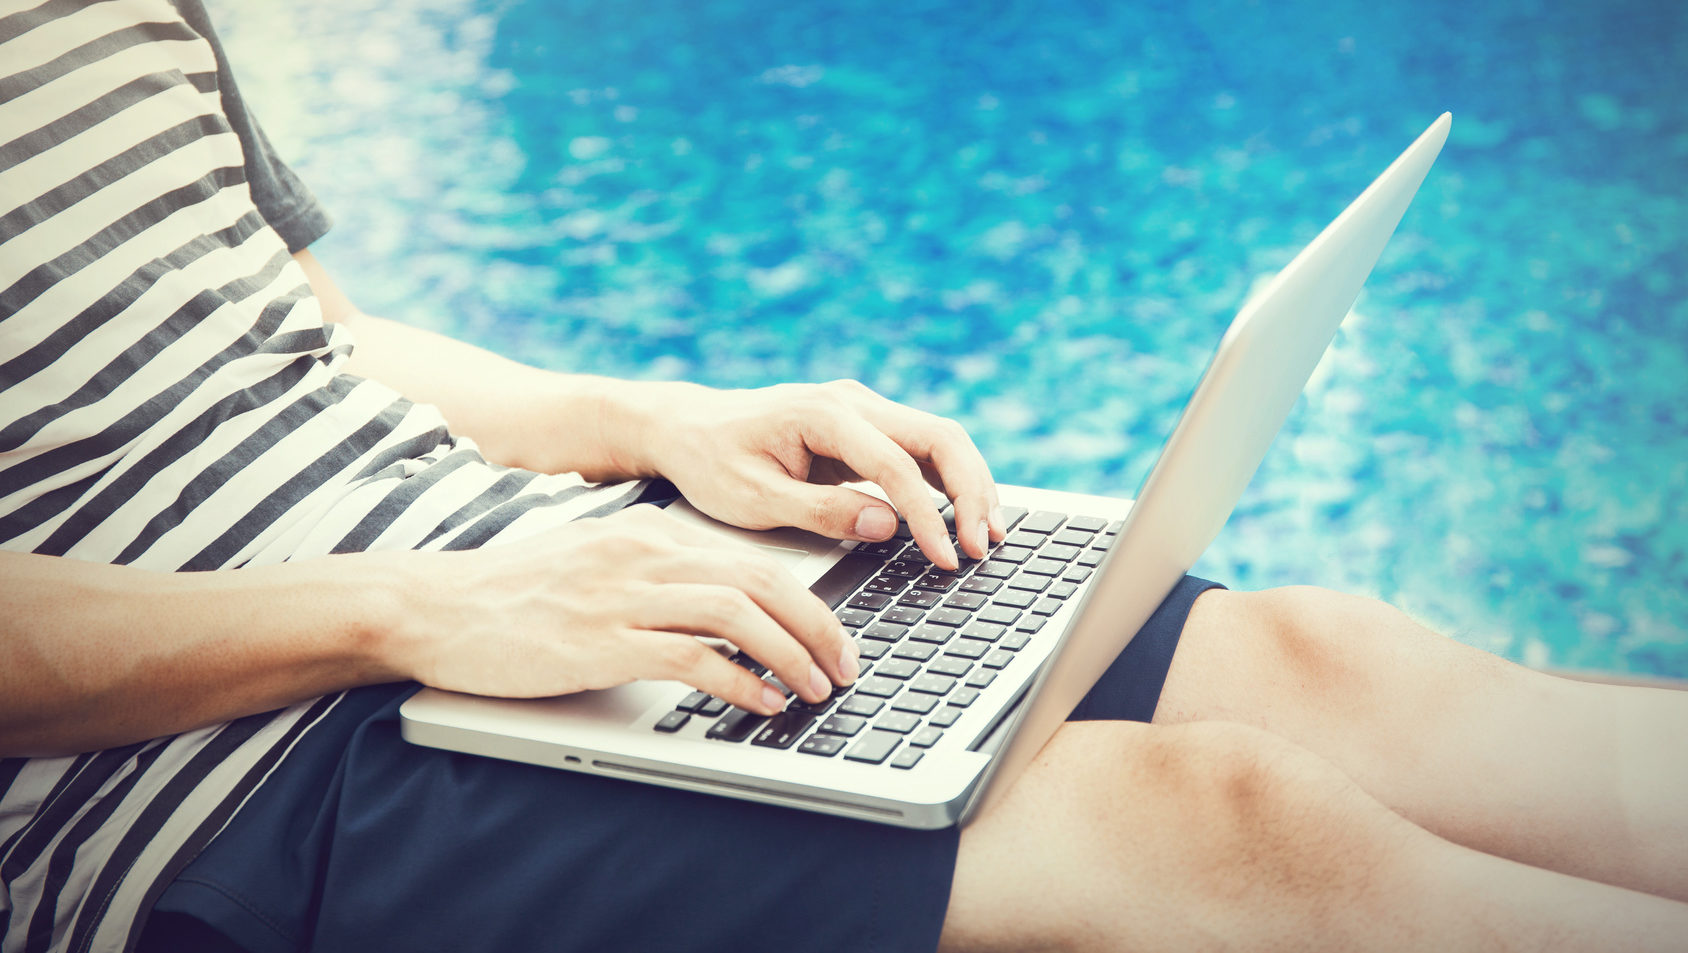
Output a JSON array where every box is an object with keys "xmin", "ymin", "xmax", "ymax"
[{"xmin": 651, "ymin": 507, "xmax": 1120, "ymax": 770}]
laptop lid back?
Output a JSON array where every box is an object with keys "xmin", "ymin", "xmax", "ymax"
[{"xmin": 962, "ymin": 113, "xmax": 1452, "ymax": 823}]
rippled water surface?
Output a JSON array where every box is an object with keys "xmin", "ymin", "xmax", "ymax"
[{"xmin": 212, "ymin": 0, "xmax": 1687, "ymax": 676}]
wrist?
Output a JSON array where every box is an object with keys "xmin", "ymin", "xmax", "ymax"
[{"xmin": 583, "ymin": 378, "xmax": 707, "ymax": 482}]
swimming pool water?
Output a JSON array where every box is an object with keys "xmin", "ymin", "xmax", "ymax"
[{"xmin": 211, "ymin": 0, "xmax": 1687, "ymax": 677}]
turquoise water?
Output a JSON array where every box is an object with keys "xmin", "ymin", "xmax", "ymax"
[{"xmin": 213, "ymin": 0, "xmax": 1687, "ymax": 677}]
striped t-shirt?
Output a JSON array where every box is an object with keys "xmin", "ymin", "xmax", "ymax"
[{"xmin": 0, "ymin": 2, "xmax": 642, "ymax": 950}]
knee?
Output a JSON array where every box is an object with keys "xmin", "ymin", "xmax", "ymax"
[{"xmin": 1090, "ymin": 722, "xmax": 1413, "ymax": 920}]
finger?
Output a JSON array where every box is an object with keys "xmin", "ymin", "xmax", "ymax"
[
  {"xmin": 799, "ymin": 409, "xmax": 959, "ymax": 569},
  {"xmin": 766, "ymin": 480, "xmax": 900, "ymax": 544},
  {"xmin": 867, "ymin": 406, "xmax": 1001, "ymax": 559},
  {"xmin": 633, "ymin": 581, "xmax": 846, "ymax": 705},
  {"xmin": 623, "ymin": 628, "xmax": 788, "ymax": 715}
]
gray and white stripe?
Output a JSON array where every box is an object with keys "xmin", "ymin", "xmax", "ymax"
[{"xmin": 0, "ymin": 2, "xmax": 639, "ymax": 949}]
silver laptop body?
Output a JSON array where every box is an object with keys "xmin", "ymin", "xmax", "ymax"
[{"xmin": 399, "ymin": 113, "xmax": 1452, "ymax": 829}]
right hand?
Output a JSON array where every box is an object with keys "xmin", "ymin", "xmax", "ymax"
[{"xmin": 390, "ymin": 504, "xmax": 859, "ymax": 715}]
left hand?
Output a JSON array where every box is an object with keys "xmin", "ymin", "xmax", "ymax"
[{"xmin": 616, "ymin": 380, "xmax": 1005, "ymax": 570}]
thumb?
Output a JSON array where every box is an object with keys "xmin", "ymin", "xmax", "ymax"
[{"xmin": 773, "ymin": 483, "xmax": 899, "ymax": 542}]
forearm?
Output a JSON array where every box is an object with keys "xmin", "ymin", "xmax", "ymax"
[
  {"xmin": 295, "ymin": 248, "xmax": 679, "ymax": 479},
  {"xmin": 336, "ymin": 311, "xmax": 680, "ymax": 480},
  {"xmin": 0, "ymin": 551, "xmax": 411, "ymax": 757}
]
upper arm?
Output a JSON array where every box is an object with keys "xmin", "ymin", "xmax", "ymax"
[{"xmin": 293, "ymin": 249, "xmax": 359, "ymax": 325}]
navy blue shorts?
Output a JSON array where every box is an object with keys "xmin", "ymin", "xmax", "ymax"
[{"xmin": 139, "ymin": 575, "xmax": 1223, "ymax": 953}]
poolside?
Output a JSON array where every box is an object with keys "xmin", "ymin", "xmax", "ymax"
[{"xmin": 210, "ymin": 0, "xmax": 1687, "ymax": 678}]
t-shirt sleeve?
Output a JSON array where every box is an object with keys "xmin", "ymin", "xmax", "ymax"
[{"xmin": 172, "ymin": 0, "xmax": 333, "ymax": 253}]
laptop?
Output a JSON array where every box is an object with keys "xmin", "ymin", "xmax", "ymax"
[{"xmin": 400, "ymin": 113, "xmax": 1452, "ymax": 829}]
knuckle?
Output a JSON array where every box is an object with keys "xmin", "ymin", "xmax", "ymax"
[{"xmin": 655, "ymin": 637, "xmax": 711, "ymax": 676}]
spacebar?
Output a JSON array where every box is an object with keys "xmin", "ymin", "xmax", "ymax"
[{"xmin": 809, "ymin": 553, "xmax": 884, "ymax": 610}]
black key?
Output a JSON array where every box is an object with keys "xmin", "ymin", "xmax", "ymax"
[
  {"xmin": 848, "ymin": 591, "xmax": 893, "ymax": 610},
  {"xmin": 838, "ymin": 608, "xmax": 874, "ymax": 628},
  {"xmin": 813, "ymin": 552, "xmax": 888, "ymax": 609},
  {"xmin": 910, "ymin": 674, "xmax": 958, "ymax": 696},
  {"xmin": 1018, "ymin": 511, "xmax": 1066, "ymax": 534},
  {"xmin": 1049, "ymin": 582, "xmax": 1079, "ymax": 600},
  {"xmin": 1004, "ymin": 530, "xmax": 1045, "ymax": 549},
  {"xmin": 892, "ymin": 641, "xmax": 938, "ymax": 661},
  {"xmin": 697, "ymin": 696, "xmax": 730, "ymax": 717},
  {"xmin": 654, "ymin": 710, "xmax": 691, "ymax": 732},
  {"xmin": 818, "ymin": 713, "xmax": 868, "ymax": 736},
  {"xmin": 1068, "ymin": 515, "xmax": 1109, "ymax": 532},
  {"xmin": 982, "ymin": 649, "xmax": 1015, "ymax": 670},
  {"xmin": 960, "ymin": 621, "xmax": 1005, "ymax": 642},
  {"xmin": 893, "ymin": 520, "xmax": 914, "ymax": 540},
  {"xmin": 944, "ymin": 639, "xmax": 990, "ymax": 660},
  {"xmin": 964, "ymin": 669, "xmax": 997, "ymax": 689},
  {"xmin": 875, "ymin": 712, "xmax": 921, "ymax": 734},
  {"xmin": 995, "ymin": 590, "xmax": 1035, "ymax": 609},
  {"xmin": 862, "ymin": 622, "xmax": 909, "ymax": 642},
  {"xmin": 1050, "ymin": 528, "xmax": 1095, "ymax": 547},
  {"xmin": 706, "ymin": 709, "xmax": 767, "ymax": 742},
  {"xmin": 864, "ymin": 576, "xmax": 907, "ymax": 595},
  {"xmin": 675, "ymin": 691, "xmax": 711, "ymax": 713},
  {"xmin": 799, "ymin": 734, "xmax": 847, "ymax": 757},
  {"xmin": 844, "ymin": 730, "xmax": 902, "ymax": 764},
  {"xmin": 925, "ymin": 607, "xmax": 971, "ymax": 627},
  {"xmin": 1023, "ymin": 558, "xmax": 1065, "ymax": 577},
  {"xmin": 857, "ymin": 639, "xmax": 891, "ymax": 660},
  {"xmin": 943, "ymin": 591, "xmax": 987, "ymax": 611},
  {"xmin": 891, "ymin": 692, "xmax": 939, "ymax": 714},
  {"xmin": 909, "ymin": 726, "xmax": 944, "ymax": 748},
  {"xmin": 959, "ymin": 576, "xmax": 1002, "ymax": 595},
  {"xmin": 875, "ymin": 658, "xmax": 921, "ymax": 679},
  {"xmin": 949, "ymin": 687, "xmax": 981, "ymax": 708},
  {"xmin": 914, "ymin": 573, "xmax": 959, "ymax": 592},
  {"xmin": 854, "ymin": 676, "xmax": 903, "ymax": 698},
  {"xmin": 839, "ymin": 696, "xmax": 885, "ymax": 717},
  {"xmin": 975, "ymin": 559, "xmax": 1017, "ymax": 579},
  {"xmin": 898, "ymin": 590, "xmax": 941, "ymax": 609},
  {"xmin": 853, "ymin": 539, "xmax": 906, "ymax": 559},
  {"xmin": 1006, "ymin": 572, "xmax": 1050, "ymax": 593},
  {"xmin": 1077, "ymin": 550, "xmax": 1105, "ymax": 567},
  {"xmin": 790, "ymin": 693, "xmax": 840, "ymax": 715},
  {"xmin": 1032, "ymin": 597, "xmax": 1062, "ymax": 616},
  {"xmin": 752, "ymin": 711, "xmax": 818, "ymax": 749},
  {"xmin": 928, "ymin": 656, "xmax": 973, "ymax": 677},
  {"xmin": 979, "ymin": 604, "xmax": 1021, "ymax": 625},
  {"xmin": 1040, "ymin": 544, "xmax": 1082, "ymax": 562},
  {"xmin": 890, "ymin": 748, "xmax": 925, "ymax": 770},
  {"xmin": 929, "ymin": 706, "xmax": 964, "ymax": 728},
  {"xmin": 882, "ymin": 605, "xmax": 925, "ymax": 626},
  {"xmin": 1015, "ymin": 615, "xmax": 1047, "ymax": 634},
  {"xmin": 997, "ymin": 506, "xmax": 1030, "ymax": 531},
  {"xmin": 909, "ymin": 624, "xmax": 955, "ymax": 645},
  {"xmin": 993, "ymin": 545, "xmax": 1036, "ymax": 565},
  {"xmin": 883, "ymin": 559, "xmax": 925, "ymax": 578},
  {"xmin": 1061, "ymin": 566, "xmax": 1092, "ymax": 584},
  {"xmin": 729, "ymin": 652, "xmax": 767, "ymax": 676},
  {"xmin": 1002, "ymin": 632, "xmax": 1032, "ymax": 651}
]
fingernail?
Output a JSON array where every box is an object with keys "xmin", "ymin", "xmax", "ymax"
[
  {"xmin": 760, "ymin": 684, "xmax": 787, "ymax": 714},
  {"xmin": 837, "ymin": 640, "xmax": 860, "ymax": 684},
  {"xmin": 854, "ymin": 506, "xmax": 897, "ymax": 540},
  {"xmin": 976, "ymin": 519, "xmax": 991, "ymax": 555},
  {"xmin": 990, "ymin": 505, "xmax": 1005, "ymax": 536},
  {"xmin": 808, "ymin": 664, "xmax": 832, "ymax": 700},
  {"xmin": 941, "ymin": 536, "xmax": 959, "ymax": 569}
]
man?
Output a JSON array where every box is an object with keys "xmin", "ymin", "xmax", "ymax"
[{"xmin": 2, "ymin": 2, "xmax": 1685, "ymax": 951}]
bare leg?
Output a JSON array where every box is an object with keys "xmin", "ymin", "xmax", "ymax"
[
  {"xmin": 1157, "ymin": 586, "xmax": 1688, "ymax": 901},
  {"xmin": 940, "ymin": 720, "xmax": 1688, "ymax": 952}
]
